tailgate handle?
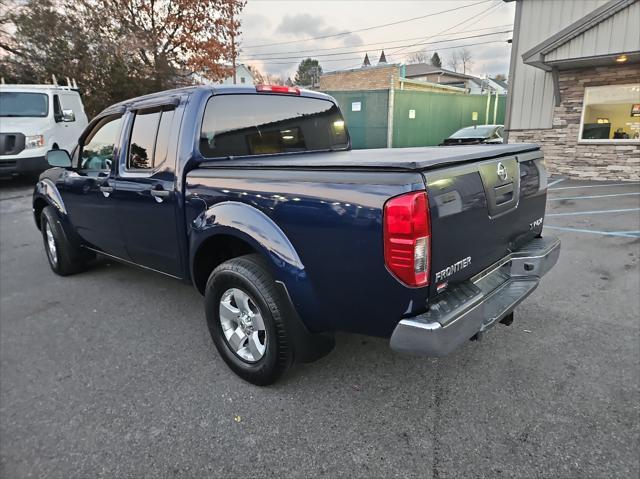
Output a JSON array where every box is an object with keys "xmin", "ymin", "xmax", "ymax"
[{"xmin": 494, "ymin": 183, "xmax": 514, "ymax": 205}]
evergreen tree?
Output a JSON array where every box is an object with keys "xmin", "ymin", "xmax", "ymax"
[{"xmin": 294, "ymin": 58, "xmax": 322, "ymax": 86}]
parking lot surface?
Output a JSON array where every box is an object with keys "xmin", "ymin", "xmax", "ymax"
[{"xmin": 1, "ymin": 176, "xmax": 639, "ymax": 478}]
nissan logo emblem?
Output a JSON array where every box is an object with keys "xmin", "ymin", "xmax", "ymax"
[{"xmin": 497, "ymin": 162, "xmax": 508, "ymax": 181}]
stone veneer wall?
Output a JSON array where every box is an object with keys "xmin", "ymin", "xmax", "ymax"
[{"xmin": 507, "ymin": 64, "xmax": 639, "ymax": 181}]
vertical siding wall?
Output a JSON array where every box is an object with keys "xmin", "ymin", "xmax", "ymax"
[
  {"xmin": 392, "ymin": 91, "xmax": 505, "ymax": 147},
  {"xmin": 507, "ymin": 0, "xmax": 609, "ymax": 130},
  {"xmin": 326, "ymin": 90, "xmax": 506, "ymax": 148},
  {"xmin": 324, "ymin": 90, "xmax": 389, "ymax": 149}
]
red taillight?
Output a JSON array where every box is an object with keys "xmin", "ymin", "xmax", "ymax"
[
  {"xmin": 383, "ymin": 191, "xmax": 431, "ymax": 287},
  {"xmin": 255, "ymin": 84, "xmax": 300, "ymax": 95}
]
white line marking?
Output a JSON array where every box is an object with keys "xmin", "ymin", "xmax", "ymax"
[
  {"xmin": 549, "ymin": 182, "xmax": 640, "ymax": 191},
  {"xmin": 547, "ymin": 178, "xmax": 565, "ymax": 188},
  {"xmin": 546, "ymin": 208, "xmax": 640, "ymax": 217},
  {"xmin": 545, "ymin": 225, "xmax": 640, "ymax": 238},
  {"xmin": 547, "ymin": 192, "xmax": 640, "ymax": 201}
]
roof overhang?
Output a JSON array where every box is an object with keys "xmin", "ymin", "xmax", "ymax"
[{"xmin": 522, "ymin": 0, "xmax": 637, "ymax": 71}]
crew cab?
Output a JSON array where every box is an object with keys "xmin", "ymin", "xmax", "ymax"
[
  {"xmin": 33, "ymin": 85, "xmax": 560, "ymax": 385},
  {"xmin": 1, "ymin": 84, "xmax": 88, "ymax": 176}
]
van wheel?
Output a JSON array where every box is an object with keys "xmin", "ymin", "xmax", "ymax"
[
  {"xmin": 40, "ymin": 206, "xmax": 88, "ymax": 276},
  {"xmin": 204, "ymin": 254, "xmax": 293, "ymax": 386}
]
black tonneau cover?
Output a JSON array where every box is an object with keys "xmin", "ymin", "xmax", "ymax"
[{"xmin": 198, "ymin": 144, "xmax": 540, "ymax": 171}]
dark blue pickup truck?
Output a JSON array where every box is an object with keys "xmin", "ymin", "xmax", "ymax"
[{"xmin": 33, "ymin": 85, "xmax": 560, "ymax": 385}]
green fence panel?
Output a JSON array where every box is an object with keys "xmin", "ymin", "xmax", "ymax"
[
  {"xmin": 392, "ymin": 90, "xmax": 507, "ymax": 147},
  {"xmin": 323, "ymin": 90, "xmax": 389, "ymax": 149}
]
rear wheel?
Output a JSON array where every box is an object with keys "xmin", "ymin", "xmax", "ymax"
[
  {"xmin": 40, "ymin": 206, "xmax": 89, "ymax": 276},
  {"xmin": 204, "ymin": 254, "xmax": 293, "ymax": 385}
]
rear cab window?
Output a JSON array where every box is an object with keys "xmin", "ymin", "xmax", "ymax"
[
  {"xmin": 126, "ymin": 107, "xmax": 175, "ymax": 171},
  {"xmin": 199, "ymin": 94, "xmax": 349, "ymax": 159}
]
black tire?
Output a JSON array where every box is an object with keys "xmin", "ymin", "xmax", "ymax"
[
  {"xmin": 205, "ymin": 254, "xmax": 293, "ymax": 385},
  {"xmin": 40, "ymin": 206, "xmax": 88, "ymax": 276}
]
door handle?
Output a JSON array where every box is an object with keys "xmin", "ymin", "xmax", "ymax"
[
  {"xmin": 100, "ymin": 185, "xmax": 113, "ymax": 197},
  {"xmin": 150, "ymin": 189, "xmax": 170, "ymax": 198},
  {"xmin": 150, "ymin": 188, "xmax": 171, "ymax": 202}
]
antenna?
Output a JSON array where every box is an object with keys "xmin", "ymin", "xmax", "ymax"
[
  {"xmin": 66, "ymin": 76, "xmax": 71, "ymax": 87},
  {"xmin": 51, "ymin": 74, "xmax": 58, "ymax": 86},
  {"xmin": 72, "ymin": 78, "xmax": 78, "ymax": 89}
]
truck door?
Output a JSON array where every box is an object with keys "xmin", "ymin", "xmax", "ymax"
[
  {"xmin": 112, "ymin": 105, "xmax": 183, "ymax": 277},
  {"xmin": 58, "ymin": 114, "xmax": 128, "ymax": 258}
]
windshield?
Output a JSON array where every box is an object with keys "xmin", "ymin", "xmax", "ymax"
[
  {"xmin": 0, "ymin": 92, "xmax": 49, "ymax": 118},
  {"xmin": 200, "ymin": 94, "xmax": 349, "ymax": 158},
  {"xmin": 449, "ymin": 126, "xmax": 496, "ymax": 138}
]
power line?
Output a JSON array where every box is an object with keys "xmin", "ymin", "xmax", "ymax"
[
  {"xmin": 239, "ymin": 30, "xmax": 511, "ymax": 62},
  {"xmin": 391, "ymin": 0, "xmax": 503, "ymax": 58},
  {"xmin": 239, "ymin": 24, "xmax": 512, "ymax": 59},
  {"xmin": 241, "ymin": 0, "xmax": 493, "ymax": 49},
  {"xmin": 253, "ymin": 38, "xmax": 510, "ymax": 66}
]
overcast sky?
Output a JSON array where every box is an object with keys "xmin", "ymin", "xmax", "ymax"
[{"xmin": 238, "ymin": 0, "xmax": 516, "ymax": 80}]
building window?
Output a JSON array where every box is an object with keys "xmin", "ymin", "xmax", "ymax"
[
  {"xmin": 240, "ymin": 77, "xmax": 245, "ymax": 84},
  {"xmin": 579, "ymin": 84, "xmax": 640, "ymax": 142}
]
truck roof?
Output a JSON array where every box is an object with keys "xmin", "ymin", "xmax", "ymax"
[
  {"xmin": 99, "ymin": 85, "xmax": 334, "ymax": 117},
  {"xmin": 198, "ymin": 144, "xmax": 541, "ymax": 172}
]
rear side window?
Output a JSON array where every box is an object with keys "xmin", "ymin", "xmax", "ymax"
[
  {"xmin": 199, "ymin": 94, "xmax": 348, "ymax": 158},
  {"xmin": 127, "ymin": 108, "xmax": 175, "ymax": 170}
]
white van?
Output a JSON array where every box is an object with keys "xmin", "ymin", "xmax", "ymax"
[{"xmin": 0, "ymin": 84, "xmax": 89, "ymax": 176}]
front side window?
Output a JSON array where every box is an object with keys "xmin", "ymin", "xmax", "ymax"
[
  {"xmin": 0, "ymin": 92, "xmax": 49, "ymax": 118},
  {"xmin": 580, "ymin": 84, "xmax": 640, "ymax": 142},
  {"xmin": 200, "ymin": 94, "xmax": 349, "ymax": 159},
  {"xmin": 81, "ymin": 116, "xmax": 123, "ymax": 171}
]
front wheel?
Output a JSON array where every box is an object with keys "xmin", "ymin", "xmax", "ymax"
[
  {"xmin": 40, "ymin": 206, "xmax": 89, "ymax": 276},
  {"xmin": 204, "ymin": 255, "xmax": 293, "ymax": 385}
]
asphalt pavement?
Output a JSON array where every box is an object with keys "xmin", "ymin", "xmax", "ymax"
[{"xmin": 1, "ymin": 175, "xmax": 638, "ymax": 478}]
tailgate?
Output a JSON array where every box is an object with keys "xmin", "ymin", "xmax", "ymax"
[{"xmin": 424, "ymin": 149, "xmax": 548, "ymax": 298}]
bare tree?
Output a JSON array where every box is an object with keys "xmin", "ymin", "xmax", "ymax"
[
  {"xmin": 493, "ymin": 73, "xmax": 507, "ymax": 81},
  {"xmin": 407, "ymin": 49, "xmax": 430, "ymax": 64},
  {"xmin": 447, "ymin": 51, "xmax": 460, "ymax": 72},
  {"xmin": 246, "ymin": 64, "xmax": 265, "ymax": 84},
  {"xmin": 459, "ymin": 48, "xmax": 473, "ymax": 75},
  {"xmin": 447, "ymin": 48, "xmax": 474, "ymax": 74}
]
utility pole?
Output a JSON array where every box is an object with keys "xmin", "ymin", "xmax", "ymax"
[{"xmin": 231, "ymin": 1, "xmax": 237, "ymax": 84}]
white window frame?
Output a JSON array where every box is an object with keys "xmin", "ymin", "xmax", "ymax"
[{"xmin": 577, "ymin": 83, "xmax": 640, "ymax": 145}]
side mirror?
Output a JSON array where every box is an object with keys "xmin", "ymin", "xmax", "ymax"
[
  {"xmin": 46, "ymin": 149, "xmax": 72, "ymax": 168},
  {"xmin": 61, "ymin": 109, "xmax": 76, "ymax": 122}
]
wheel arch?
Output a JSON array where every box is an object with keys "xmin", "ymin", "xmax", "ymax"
[
  {"xmin": 190, "ymin": 201, "xmax": 305, "ymax": 295},
  {"xmin": 33, "ymin": 179, "xmax": 67, "ymax": 230}
]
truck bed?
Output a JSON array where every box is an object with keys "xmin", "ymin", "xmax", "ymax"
[{"xmin": 197, "ymin": 144, "xmax": 540, "ymax": 171}]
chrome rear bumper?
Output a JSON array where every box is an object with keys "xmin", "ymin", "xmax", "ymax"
[{"xmin": 389, "ymin": 236, "xmax": 560, "ymax": 356}]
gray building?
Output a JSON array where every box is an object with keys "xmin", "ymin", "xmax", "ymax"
[
  {"xmin": 404, "ymin": 64, "xmax": 506, "ymax": 94},
  {"xmin": 505, "ymin": 0, "xmax": 640, "ymax": 180}
]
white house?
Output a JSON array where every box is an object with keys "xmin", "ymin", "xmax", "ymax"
[
  {"xmin": 217, "ymin": 64, "xmax": 255, "ymax": 86},
  {"xmin": 193, "ymin": 64, "xmax": 255, "ymax": 86}
]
